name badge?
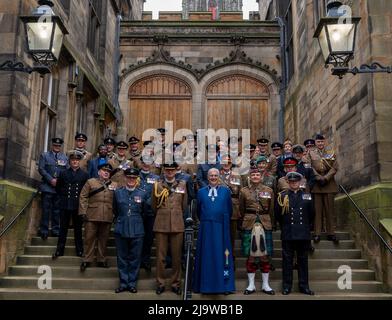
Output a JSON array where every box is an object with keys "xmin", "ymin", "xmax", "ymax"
[
  {"xmin": 230, "ymin": 178, "xmax": 241, "ymax": 186},
  {"xmin": 147, "ymin": 177, "xmax": 156, "ymax": 184},
  {"xmin": 175, "ymin": 187, "xmax": 185, "ymax": 194},
  {"xmin": 259, "ymin": 191, "xmax": 271, "ymax": 199},
  {"xmin": 304, "ymin": 163, "xmax": 312, "ymax": 169},
  {"xmin": 302, "ymin": 193, "xmax": 312, "ymax": 201},
  {"xmin": 57, "ymin": 160, "xmax": 67, "ymax": 166},
  {"xmin": 134, "ymin": 196, "xmax": 142, "ymax": 203},
  {"xmin": 108, "ymin": 185, "xmax": 116, "ymax": 191}
]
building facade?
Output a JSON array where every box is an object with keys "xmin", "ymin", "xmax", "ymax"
[{"xmin": 263, "ymin": 0, "xmax": 392, "ymax": 288}]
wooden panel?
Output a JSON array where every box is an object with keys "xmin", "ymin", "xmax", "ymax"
[
  {"xmin": 129, "ymin": 75, "xmax": 192, "ymax": 140},
  {"xmin": 206, "ymin": 75, "xmax": 269, "ymax": 143}
]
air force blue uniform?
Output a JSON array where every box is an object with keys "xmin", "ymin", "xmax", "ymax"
[
  {"xmin": 113, "ymin": 187, "xmax": 149, "ymax": 290},
  {"xmin": 38, "ymin": 151, "xmax": 68, "ymax": 236}
]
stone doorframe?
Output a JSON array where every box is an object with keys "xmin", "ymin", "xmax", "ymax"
[{"xmin": 119, "ymin": 64, "xmax": 280, "ymax": 141}]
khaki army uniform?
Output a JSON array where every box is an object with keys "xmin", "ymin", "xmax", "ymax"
[
  {"xmin": 309, "ymin": 148, "xmax": 338, "ymax": 236},
  {"xmin": 152, "ymin": 179, "xmax": 187, "ymax": 289},
  {"xmin": 79, "ymin": 178, "xmax": 118, "ymax": 263},
  {"xmin": 128, "ymin": 150, "xmax": 142, "ymax": 169},
  {"xmin": 220, "ymin": 169, "xmax": 242, "ymax": 253},
  {"xmin": 259, "ymin": 153, "xmax": 278, "ymax": 176},
  {"xmin": 108, "ymin": 157, "xmax": 132, "ymax": 187}
]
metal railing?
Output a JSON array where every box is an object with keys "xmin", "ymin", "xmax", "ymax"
[
  {"xmin": 0, "ymin": 191, "xmax": 39, "ymax": 239},
  {"xmin": 340, "ymin": 185, "xmax": 392, "ymax": 255}
]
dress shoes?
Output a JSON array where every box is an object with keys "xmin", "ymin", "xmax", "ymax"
[
  {"xmin": 97, "ymin": 261, "xmax": 109, "ymax": 268},
  {"xmin": 313, "ymin": 235, "xmax": 321, "ymax": 243},
  {"xmin": 51, "ymin": 251, "xmax": 63, "ymax": 260},
  {"xmin": 76, "ymin": 252, "xmax": 84, "ymax": 258},
  {"xmin": 115, "ymin": 287, "xmax": 128, "ymax": 294},
  {"xmin": 299, "ymin": 288, "xmax": 315, "ymax": 295},
  {"xmin": 80, "ymin": 262, "xmax": 90, "ymax": 272},
  {"xmin": 327, "ymin": 235, "xmax": 339, "ymax": 245},
  {"xmin": 40, "ymin": 233, "xmax": 48, "ymax": 241},
  {"xmin": 282, "ymin": 288, "xmax": 291, "ymax": 295},
  {"xmin": 243, "ymin": 289, "xmax": 255, "ymax": 295},
  {"xmin": 309, "ymin": 246, "xmax": 315, "ymax": 254},
  {"xmin": 262, "ymin": 289, "xmax": 275, "ymax": 295},
  {"xmin": 129, "ymin": 287, "xmax": 137, "ymax": 293},
  {"xmin": 156, "ymin": 286, "xmax": 165, "ymax": 295},
  {"xmin": 171, "ymin": 287, "xmax": 182, "ymax": 295}
]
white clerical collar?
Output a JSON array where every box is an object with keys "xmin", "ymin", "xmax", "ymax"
[{"xmin": 208, "ymin": 185, "xmax": 219, "ymax": 201}]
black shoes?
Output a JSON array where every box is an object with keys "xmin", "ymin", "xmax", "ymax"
[
  {"xmin": 262, "ymin": 289, "xmax": 275, "ymax": 295},
  {"xmin": 309, "ymin": 246, "xmax": 315, "ymax": 254},
  {"xmin": 40, "ymin": 233, "xmax": 48, "ymax": 241},
  {"xmin": 313, "ymin": 235, "xmax": 321, "ymax": 243},
  {"xmin": 115, "ymin": 287, "xmax": 128, "ymax": 294},
  {"xmin": 80, "ymin": 262, "xmax": 90, "ymax": 272},
  {"xmin": 171, "ymin": 287, "xmax": 182, "ymax": 295},
  {"xmin": 156, "ymin": 286, "xmax": 165, "ymax": 295},
  {"xmin": 282, "ymin": 288, "xmax": 291, "ymax": 295},
  {"xmin": 129, "ymin": 287, "xmax": 137, "ymax": 293},
  {"xmin": 243, "ymin": 289, "xmax": 255, "ymax": 295},
  {"xmin": 300, "ymin": 288, "xmax": 315, "ymax": 296},
  {"xmin": 97, "ymin": 261, "xmax": 109, "ymax": 268},
  {"xmin": 76, "ymin": 252, "xmax": 84, "ymax": 258},
  {"xmin": 327, "ymin": 235, "xmax": 340, "ymax": 244},
  {"xmin": 51, "ymin": 251, "xmax": 63, "ymax": 260}
]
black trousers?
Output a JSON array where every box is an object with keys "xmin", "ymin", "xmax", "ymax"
[
  {"xmin": 282, "ymin": 240, "xmax": 311, "ymax": 291},
  {"xmin": 56, "ymin": 209, "xmax": 83, "ymax": 255},
  {"xmin": 40, "ymin": 192, "xmax": 60, "ymax": 236}
]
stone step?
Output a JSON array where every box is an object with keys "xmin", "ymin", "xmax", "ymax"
[
  {"xmin": 0, "ymin": 277, "xmax": 384, "ymax": 293},
  {"xmin": 24, "ymin": 246, "xmax": 362, "ymax": 259},
  {"xmin": 16, "ymin": 255, "xmax": 369, "ymax": 269},
  {"xmin": 30, "ymin": 237, "xmax": 357, "ymax": 249},
  {"xmin": 1, "ymin": 288, "xmax": 391, "ymax": 300},
  {"xmin": 8, "ymin": 265, "xmax": 376, "ymax": 281}
]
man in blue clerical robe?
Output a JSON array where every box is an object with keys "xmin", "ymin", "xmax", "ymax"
[{"xmin": 193, "ymin": 168, "xmax": 236, "ymax": 294}]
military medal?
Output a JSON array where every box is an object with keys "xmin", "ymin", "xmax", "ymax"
[
  {"xmin": 134, "ymin": 196, "xmax": 142, "ymax": 203},
  {"xmin": 175, "ymin": 186, "xmax": 185, "ymax": 194},
  {"xmin": 302, "ymin": 193, "xmax": 312, "ymax": 200},
  {"xmin": 147, "ymin": 177, "xmax": 156, "ymax": 184},
  {"xmin": 259, "ymin": 191, "xmax": 272, "ymax": 199}
]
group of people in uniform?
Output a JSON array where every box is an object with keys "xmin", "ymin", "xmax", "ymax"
[{"xmin": 37, "ymin": 129, "xmax": 339, "ymax": 296}]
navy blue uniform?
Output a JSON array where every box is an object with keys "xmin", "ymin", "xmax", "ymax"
[
  {"xmin": 38, "ymin": 151, "xmax": 68, "ymax": 236},
  {"xmin": 296, "ymin": 162, "xmax": 316, "ymax": 191},
  {"xmin": 139, "ymin": 171, "xmax": 159, "ymax": 267},
  {"xmin": 113, "ymin": 187, "xmax": 149, "ymax": 289},
  {"xmin": 55, "ymin": 167, "xmax": 89, "ymax": 255},
  {"xmin": 275, "ymin": 189, "xmax": 314, "ymax": 292}
]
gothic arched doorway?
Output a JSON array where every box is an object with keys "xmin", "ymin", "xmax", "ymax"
[
  {"xmin": 128, "ymin": 75, "xmax": 192, "ymax": 140},
  {"xmin": 206, "ymin": 74, "xmax": 270, "ymax": 143}
]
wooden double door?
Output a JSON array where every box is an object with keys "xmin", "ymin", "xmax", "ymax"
[{"xmin": 128, "ymin": 74, "xmax": 269, "ymax": 143}]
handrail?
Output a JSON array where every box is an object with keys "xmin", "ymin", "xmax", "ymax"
[
  {"xmin": 340, "ymin": 185, "xmax": 392, "ymax": 255},
  {"xmin": 183, "ymin": 199, "xmax": 196, "ymax": 300},
  {"xmin": 0, "ymin": 191, "xmax": 39, "ymax": 239}
]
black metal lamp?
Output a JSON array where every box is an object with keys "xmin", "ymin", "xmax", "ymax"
[
  {"xmin": 314, "ymin": 1, "xmax": 391, "ymax": 78},
  {"xmin": 0, "ymin": 0, "xmax": 67, "ymax": 75}
]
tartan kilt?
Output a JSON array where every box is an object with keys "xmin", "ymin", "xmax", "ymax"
[{"xmin": 241, "ymin": 229, "xmax": 273, "ymax": 257}]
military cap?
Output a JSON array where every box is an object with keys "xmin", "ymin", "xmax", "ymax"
[
  {"xmin": 304, "ymin": 139, "xmax": 316, "ymax": 147},
  {"xmin": 68, "ymin": 150, "xmax": 83, "ymax": 160},
  {"xmin": 52, "ymin": 138, "xmax": 64, "ymax": 145},
  {"xmin": 315, "ymin": 133, "xmax": 325, "ymax": 140},
  {"xmin": 249, "ymin": 166, "xmax": 260, "ymax": 174},
  {"xmin": 104, "ymin": 137, "xmax": 116, "ymax": 145},
  {"xmin": 283, "ymin": 157, "xmax": 298, "ymax": 166},
  {"xmin": 124, "ymin": 168, "xmax": 139, "ymax": 177},
  {"xmin": 292, "ymin": 144, "xmax": 305, "ymax": 153},
  {"xmin": 157, "ymin": 128, "xmax": 167, "ymax": 134},
  {"xmin": 244, "ymin": 144, "xmax": 256, "ymax": 151},
  {"xmin": 98, "ymin": 163, "xmax": 113, "ymax": 172},
  {"xmin": 163, "ymin": 162, "xmax": 178, "ymax": 169},
  {"xmin": 116, "ymin": 141, "xmax": 129, "ymax": 149},
  {"xmin": 271, "ymin": 142, "xmax": 283, "ymax": 150},
  {"xmin": 143, "ymin": 140, "xmax": 153, "ymax": 147},
  {"xmin": 128, "ymin": 136, "xmax": 140, "ymax": 144},
  {"xmin": 75, "ymin": 133, "xmax": 87, "ymax": 141},
  {"xmin": 256, "ymin": 155, "xmax": 268, "ymax": 164},
  {"xmin": 286, "ymin": 171, "xmax": 303, "ymax": 182},
  {"xmin": 257, "ymin": 137, "xmax": 269, "ymax": 145}
]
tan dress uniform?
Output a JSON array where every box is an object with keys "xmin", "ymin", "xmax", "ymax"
[
  {"xmin": 79, "ymin": 178, "xmax": 117, "ymax": 263},
  {"xmin": 309, "ymin": 148, "xmax": 338, "ymax": 236},
  {"xmin": 220, "ymin": 169, "xmax": 242, "ymax": 253},
  {"xmin": 152, "ymin": 179, "xmax": 187, "ymax": 289},
  {"xmin": 108, "ymin": 157, "xmax": 132, "ymax": 187},
  {"xmin": 129, "ymin": 150, "xmax": 142, "ymax": 169},
  {"xmin": 259, "ymin": 153, "xmax": 277, "ymax": 176}
]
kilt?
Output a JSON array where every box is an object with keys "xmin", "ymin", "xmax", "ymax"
[{"xmin": 241, "ymin": 229, "xmax": 273, "ymax": 257}]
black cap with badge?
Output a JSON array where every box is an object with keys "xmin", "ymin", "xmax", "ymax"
[
  {"xmin": 75, "ymin": 133, "xmax": 88, "ymax": 141},
  {"xmin": 286, "ymin": 171, "xmax": 303, "ymax": 182},
  {"xmin": 128, "ymin": 136, "xmax": 140, "ymax": 144},
  {"xmin": 124, "ymin": 168, "xmax": 140, "ymax": 177},
  {"xmin": 68, "ymin": 150, "xmax": 84, "ymax": 160},
  {"xmin": 117, "ymin": 141, "xmax": 129, "ymax": 149},
  {"xmin": 52, "ymin": 138, "xmax": 64, "ymax": 146},
  {"xmin": 104, "ymin": 137, "xmax": 116, "ymax": 145}
]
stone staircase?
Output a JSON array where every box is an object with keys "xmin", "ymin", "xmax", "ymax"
[{"xmin": 0, "ymin": 230, "xmax": 392, "ymax": 300}]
